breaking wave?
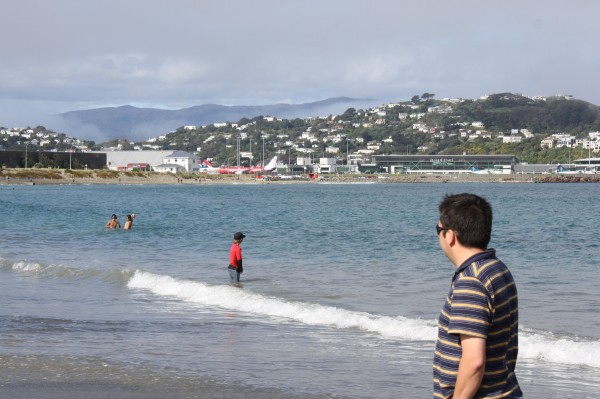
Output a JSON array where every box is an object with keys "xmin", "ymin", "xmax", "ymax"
[{"xmin": 127, "ymin": 270, "xmax": 600, "ymax": 369}]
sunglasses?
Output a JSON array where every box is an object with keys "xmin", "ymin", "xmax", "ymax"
[{"xmin": 436, "ymin": 225, "xmax": 448, "ymax": 235}]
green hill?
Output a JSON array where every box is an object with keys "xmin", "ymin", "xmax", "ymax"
[
  {"xmin": 4, "ymin": 93, "xmax": 600, "ymax": 166},
  {"xmin": 145, "ymin": 93, "xmax": 600, "ymax": 165}
]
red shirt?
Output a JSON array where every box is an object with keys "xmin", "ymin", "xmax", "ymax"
[{"xmin": 229, "ymin": 242, "xmax": 242, "ymax": 269}]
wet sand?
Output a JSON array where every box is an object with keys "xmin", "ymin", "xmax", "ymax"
[{"xmin": 0, "ymin": 355, "xmax": 325, "ymax": 399}]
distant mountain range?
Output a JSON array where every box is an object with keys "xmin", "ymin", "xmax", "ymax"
[{"xmin": 57, "ymin": 97, "xmax": 378, "ymax": 142}]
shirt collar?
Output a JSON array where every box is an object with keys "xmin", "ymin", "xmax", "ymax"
[{"xmin": 453, "ymin": 248, "xmax": 496, "ymax": 278}]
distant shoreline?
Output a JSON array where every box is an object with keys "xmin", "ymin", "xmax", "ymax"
[{"xmin": 1, "ymin": 168, "xmax": 599, "ymax": 185}]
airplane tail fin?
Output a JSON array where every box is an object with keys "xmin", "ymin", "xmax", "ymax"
[{"xmin": 264, "ymin": 156, "xmax": 278, "ymax": 171}]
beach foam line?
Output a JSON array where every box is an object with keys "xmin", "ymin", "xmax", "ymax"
[
  {"xmin": 127, "ymin": 270, "xmax": 600, "ymax": 369},
  {"xmin": 127, "ymin": 270, "xmax": 437, "ymax": 341},
  {"xmin": 5, "ymin": 258, "xmax": 598, "ymax": 370},
  {"xmin": 2, "ymin": 258, "xmax": 135, "ymax": 283},
  {"xmin": 520, "ymin": 330, "xmax": 600, "ymax": 368}
]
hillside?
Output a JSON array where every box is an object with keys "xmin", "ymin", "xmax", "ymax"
[
  {"xmin": 57, "ymin": 97, "xmax": 378, "ymax": 141},
  {"xmin": 128, "ymin": 93, "xmax": 600, "ymax": 165},
  {"xmin": 4, "ymin": 93, "xmax": 600, "ymax": 166}
]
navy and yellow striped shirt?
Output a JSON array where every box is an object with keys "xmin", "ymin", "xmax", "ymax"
[{"xmin": 433, "ymin": 249, "xmax": 522, "ymax": 398}]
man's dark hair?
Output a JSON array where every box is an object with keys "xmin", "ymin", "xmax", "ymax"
[{"xmin": 438, "ymin": 193, "xmax": 492, "ymax": 249}]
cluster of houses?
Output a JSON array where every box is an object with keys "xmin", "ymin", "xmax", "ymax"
[
  {"xmin": 0, "ymin": 127, "xmax": 89, "ymax": 151},
  {"xmin": 540, "ymin": 132, "xmax": 600, "ymax": 152}
]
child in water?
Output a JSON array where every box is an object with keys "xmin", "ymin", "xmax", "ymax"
[{"xmin": 124, "ymin": 214, "xmax": 136, "ymax": 230}]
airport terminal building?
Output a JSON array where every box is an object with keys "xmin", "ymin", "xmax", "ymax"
[{"xmin": 373, "ymin": 154, "xmax": 519, "ymax": 174}]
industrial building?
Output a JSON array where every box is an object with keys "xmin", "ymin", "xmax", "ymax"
[{"xmin": 373, "ymin": 154, "xmax": 519, "ymax": 174}]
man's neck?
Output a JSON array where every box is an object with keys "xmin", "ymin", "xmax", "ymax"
[{"xmin": 452, "ymin": 247, "xmax": 485, "ymax": 268}]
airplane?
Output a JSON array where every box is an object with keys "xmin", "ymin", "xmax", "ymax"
[
  {"xmin": 249, "ymin": 156, "xmax": 278, "ymax": 174},
  {"xmin": 556, "ymin": 164, "xmax": 579, "ymax": 174},
  {"xmin": 198, "ymin": 159, "xmax": 220, "ymax": 174},
  {"xmin": 217, "ymin": 165, "xmax": 251, "ymax": 174},
  {"xmin": 468, "ymin": 166, "xmax": 503, "ymax": 174},
  {"xmin": 216, "ymin": 156, "xmax": 279, "ymax": 175}
]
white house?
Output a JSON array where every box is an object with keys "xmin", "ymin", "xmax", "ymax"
[
  {"xmin": 428, "ymin": 105, "xmax": 452, "ymax": 114},
  {"xmin": 301, "ymin": 131, "xmax": 316, "ymax": 140},
  {"xmin": 589, "ymin": 131, "xmax": 600, "ymax": 140},
  {"xmin": 501, "ymin": 136, "xmax": 522, "ymax": 144},
  {"xmin": 153, "ymin": 163, "xmax": 185, "ymax": 173},
  {"xmin": 553, "ymin": 134, "xmax": 576, "ymax": 148},
  {"xmin": 155, "ymin": 150, "xmax": 200, "ymax": 173},
  {"xmin": 540, "ymin": 137, "xmax": 555, "ymax": 149}
]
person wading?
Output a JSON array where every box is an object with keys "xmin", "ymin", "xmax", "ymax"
[{"xmin": 228, "ymin": 231, "xmax": 245, "ymax": 286}]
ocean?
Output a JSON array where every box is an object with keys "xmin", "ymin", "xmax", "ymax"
[{"xmin": 1, "ymin": 182, "xmax": 599, "ymax": 398}]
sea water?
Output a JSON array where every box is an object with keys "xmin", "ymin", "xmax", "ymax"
[{"xmin": 0, "ymin": 182, "xmax": 599, "ymax": 398}]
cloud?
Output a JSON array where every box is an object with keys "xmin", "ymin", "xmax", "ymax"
[{"xmin": 1, "ymin": 0, "xmax": 600, "ymax": 139}]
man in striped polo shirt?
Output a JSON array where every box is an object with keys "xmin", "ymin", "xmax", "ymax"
[{"xmin": 433, "ymin": 193, "xmax": 522, "ymax": 398}]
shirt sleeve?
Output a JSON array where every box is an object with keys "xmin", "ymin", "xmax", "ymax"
[{"xmin": 447, "ymin": 276, "xmax": 492, "ymax": 339}]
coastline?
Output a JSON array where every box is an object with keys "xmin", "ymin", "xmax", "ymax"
[{"xmin": 1, "ymin": 168, "xmax": 599, "ymax": 185}]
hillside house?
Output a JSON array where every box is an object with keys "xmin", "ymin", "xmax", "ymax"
[
  {"xmin": 501, "ymin": 136, "xmax": 522, "ymax": 144},
  {"xmin": 540, "ymin": 137, "xmax": 555, "ymax": 149}
]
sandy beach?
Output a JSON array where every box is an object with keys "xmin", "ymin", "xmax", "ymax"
[{"xmin": 2, "ymin": 168, "xmax": 599, "ymax": 186}]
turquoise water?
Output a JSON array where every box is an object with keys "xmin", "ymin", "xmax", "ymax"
[{"xmin": 1, "ymin": 182, "xmax": 599, "ymax": 398}]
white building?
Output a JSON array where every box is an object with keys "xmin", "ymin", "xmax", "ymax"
[
  {"xmin": 501, "ymin": 136, "xmax": 523, "ymax": 144},
  {"xmin": 102, "ymin": 150, "xmax": 174, "ymax": 171},
  {"xmin": 316, "ymin": 158, "xmax": 338, "ymax": 174},
  {"xmin": 553, "ymin": 134, "xmax": 576, "ymax": 148},
  {"xmin": 588, "ymin": 131, "xmax": 600, "ymax": 141},
  {"xmin": 427, "ymin": 105, "xmax": 452, "ymax": 114},
  {"xmin": 154, "ymin": 150, "xmax": 200, "ymax": 173},
  {"xmin": 540, "ymin": 137, "xmax": 555, "ymax": 149},
  {"xmin": 296, "ymin": 157, "xmax": 313, "ymax": 166}
]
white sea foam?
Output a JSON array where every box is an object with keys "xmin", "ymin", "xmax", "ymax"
[
  {"xmin": 11, "ymin": 260, "xmax": 47, "ymax": 272},
  {"xmin": 127, "ymin": 270, "xmax": 600, "ymax": 369},
  {"xmin": 127, "ymin": 270, "xmax": 437, "ymax": 341},
  {"xmin": 520, "ymin": 331, "xmax": 600, "ymax": 368},
  {"xmin": 6, "ymin": 259, "xmax": 134, "ymax": 282}
]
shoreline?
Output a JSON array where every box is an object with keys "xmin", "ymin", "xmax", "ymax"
[
  {"xmin": 2, "ymin": 168, "xmax": 600, "ymax": 185},
  {"xmin": 0, "ymin": 354, "xmax": 323, "ymax": 399}
]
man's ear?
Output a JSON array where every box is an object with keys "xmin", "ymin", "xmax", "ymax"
[{"xmin": 444, "ymin": 228, "xmax": 457, "ymax": 247}]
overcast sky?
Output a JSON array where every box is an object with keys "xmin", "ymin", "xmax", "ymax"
[{"xmin": 2, "ymin": 0, "xmax": 599, "ymax": 132}]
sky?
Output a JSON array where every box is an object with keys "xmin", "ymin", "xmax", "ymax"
[{"xmin": 1, "ymin": 0, "xmax": 599, "ymax": 139}]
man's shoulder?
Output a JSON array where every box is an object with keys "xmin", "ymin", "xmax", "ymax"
[{"xmin": 460, "ymin": 255, "xmax": 516, "ymax": 300}]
